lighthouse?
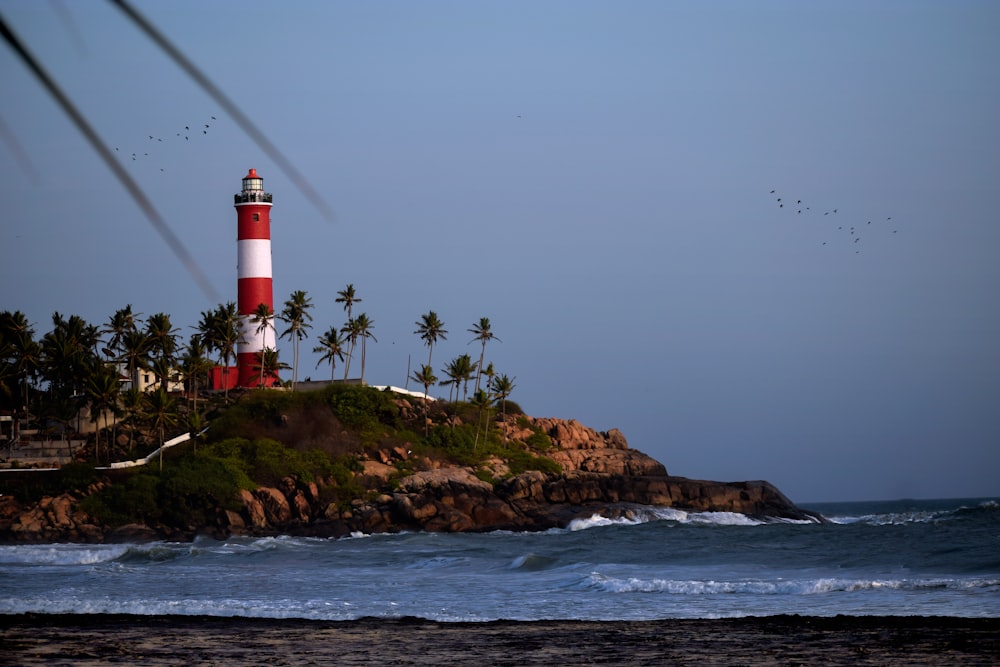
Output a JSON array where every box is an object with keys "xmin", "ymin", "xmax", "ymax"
[{"xmin": 235, "ymin": 168, "xmax": 276, "ymax": 387}]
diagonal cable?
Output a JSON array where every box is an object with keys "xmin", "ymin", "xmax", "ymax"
[
  {"xmin": 110, "ymin": 0, "xmax": 335, "ymax": 222},
  {"xmin": 0, "ymin": 13, "xmax": 220, "ymax": 302}
]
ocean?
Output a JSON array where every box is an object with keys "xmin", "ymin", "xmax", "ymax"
[{"xmin": 1, "ymin": 497, "xmax": 997, "ymax": 621}]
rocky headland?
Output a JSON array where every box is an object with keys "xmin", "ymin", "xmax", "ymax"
[{"xmin": 0, "ymin": 412, "xmax": 824, "ymax": 543}]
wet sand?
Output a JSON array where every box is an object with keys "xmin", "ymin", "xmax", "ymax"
[{"xmin": 2, "ymin": 614, "xmax": 998, "ymax": 666}]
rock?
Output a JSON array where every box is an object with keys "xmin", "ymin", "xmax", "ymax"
[
  {"xmin": 0, "ymin": 413, "xmax": 823, "ymax": 545},
  {"xmin": 254, "ymin": 487, "xmax": 292, "ymax": 525},
  {"xmin": 106, "ymin": 523, "xmax": 160, "ymax": 543}
]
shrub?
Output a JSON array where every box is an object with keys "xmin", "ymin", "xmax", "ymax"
[
  {"xmin": 324, "ymin": 384, "xmax": 400, "ymax": 430},
  {"xmin": 503, "ymin": 449, "xmax": 561, "ymax": 476},
  {"xmin": 525, "ymin": 430, "xmax": 554, "ymax": 452}
]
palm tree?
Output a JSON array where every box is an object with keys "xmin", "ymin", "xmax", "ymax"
[
  {"xmin": 83, "ymin": 359, "xmax": 120, "ymax": 464},
  {"xmin": 340, "ymin": 317, "xmax": 361, "ymax": 381},
  {"xmin": 414, "ymin": 310, "xmax": 447, "ymax": 368},
  {"xmin": 335, "ymin": 284, "xmax": 362, "ymax": 378},
  {"xmin": 439, "ymin": 357, "xmax": 462, "ymax": 402},
  {"xmin": 253, "ymin": 347, "xmax": 289, "ymax": 387},
  {"xmin": 440, "ymin": 354, "xmax": 476, "ymax": 402},
  {"xmin": 335, "ymin": 284, "xmax": 361, "ymax": 321},
  {"xmin": 144, "ymin": 312, "xmax": 179, "ymax": 367},
  {"xmin": 179, "ymin": 334, "xmax": 213, "ymax": 413},
  {"xmin": 144, "ymin": 388, "xmax": 178, "ymax": 471},
  {"xmin": 150, "ymin": 356, "xmax": 177, "ymax": 394},
  {"xmin": 468, "ymin": 317, "xmax": 500, "ymax": 393},
  {"xmin": 482, "ymin": 362, "xmax": 496, "ymax": 394},
  {"xmin": 249, "ymin": 303, "xmax": 276, "ymax": 387},
  {"xmin": 104, "ymin": 305, "xmax": 142, "ymax": 359},
  {"xmin": 279, "ymin": 290, "xmax": 313, "ymax": 390},
  {"xmin": 119, "ymin": 328, "xmax": 150, "ymax": 392},
  {"xmin": 119, "ymin": 387, "xmax": 143, "ymax": 453},
  {"xmin": 490, "ymin": 374, "xmax": 516, "ymax": 429},
  {"xmin": 354, "ymin": 313, "xmax": 376, "ymax": 385},
  {"xmin": 313, "ymin": 326, "xmax": 346, "ymax": 382},
  {"xmin": 200, "ymin": 302, "xmax": 242, "ymax": 399},
  {"xmin": 470, "ymin": 388, "xmax": 492, "ymax": 451},
  {"xmin": 0, "ymin": 310, "xmax": 40, "ymax": 420},
  {"xmin": 187, "ymin": 409, "xmax": 205, "ymax": 454},
  {"xmin": 41, "ymin": 312, "xmax": 101, "ymax": 401},
  {"xmin": 409, "ymin": 364, "xmax": 437, "ymax": 436}
]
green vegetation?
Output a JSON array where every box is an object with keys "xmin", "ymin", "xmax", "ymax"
[
  {"xmin": 2, "ymin": 294, "xmax": 558, "ymax": 534},
  {"xmin": 3, "ymin": 382, "xmax": 560, "ymax": 532}
]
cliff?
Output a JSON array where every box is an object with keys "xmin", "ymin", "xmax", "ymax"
[{"xmin": 0, "ymin": 414, "xmax": 823, "ymax": 543}]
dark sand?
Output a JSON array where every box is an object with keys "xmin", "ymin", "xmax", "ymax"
[{"xmin": 1, "ymin": 614, "xmax": 998, "ymax": 666}]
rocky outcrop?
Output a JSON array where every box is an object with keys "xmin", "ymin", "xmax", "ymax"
[
  {"xmin": 507, "ymin": 417, "xmax": 667, "ymax": 477},
  {"xmin": 0, "ymin": 416, "xmax": 824, "ymax": 543}
]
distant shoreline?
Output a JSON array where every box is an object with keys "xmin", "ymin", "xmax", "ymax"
[{"xmin": 3, "ymin": 613, "xmax": 998, "ymax": 666}]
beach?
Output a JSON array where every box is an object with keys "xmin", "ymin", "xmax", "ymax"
[{"xmin": 2, "ymin": 614, "xmax": 998, "ymax": 666}]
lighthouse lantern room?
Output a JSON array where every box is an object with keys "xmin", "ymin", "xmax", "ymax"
[{"xmin": 235, "ymin": 168, "xmax": 277, "ymax": 387}]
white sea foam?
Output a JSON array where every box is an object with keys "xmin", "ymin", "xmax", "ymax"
[
  {"xmin": 582, "ymin": 573, "xmax": 1000, "ymax": 596},
  {"xmin": 826, "ymin": 499, "xmax": 999, "ymax": 525},
  {"xmin": 0, "ymin": 543, "xmax": 129, "ymax": 566},
  {"xmin": 566, "ymin": 507, "xmax": 768, "ymax": 531}
]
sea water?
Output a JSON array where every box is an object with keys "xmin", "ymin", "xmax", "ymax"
[{"xmin": 0, "ymin": 497, "xmax": 997, "ymax": 620}]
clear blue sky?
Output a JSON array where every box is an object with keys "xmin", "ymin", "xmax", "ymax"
[{"xmin": 2, "ymin": 1, "xmax": 998, "ymax": 503}]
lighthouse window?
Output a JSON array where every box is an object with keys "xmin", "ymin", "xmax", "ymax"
[{"xmin": 253, "ymin": 213, "xmax": 260, "ymax": 221}]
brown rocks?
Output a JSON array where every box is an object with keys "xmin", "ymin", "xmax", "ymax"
[
  {"xmin": 254, "ymin": 487, "xmax": 292, "ymax": 525},
  {"xmin": 0, "ymin": 414, "xmax": 823, "ymax": 545},
  {"xmin": 507, "ymin": 416, "xmax": 667, "ymax": 477}
]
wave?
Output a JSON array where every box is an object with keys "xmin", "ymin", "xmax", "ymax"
[
  {"xmin": 828, "ymin": 499, "xmax": 1000, "ymax": 526},
  {"xmin": 0, "ymin": 543, "xmax": 129, "ymax": 566},
  {"xmin": 581, "ymin": 573, "xmax": 1000, "ymax": 596},
  {"xmin": 509, "ymin": 553, "xmax": 560, "ymax": 571},
  {"xmin": 564, "ymin": 506, "xmax": 816, "ymax": 531},
  {"xmin": 566, "ymin": 508, "xmax": 761, "ymax": 531}
]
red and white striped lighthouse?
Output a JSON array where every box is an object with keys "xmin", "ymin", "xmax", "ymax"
[{"xmin": 235, "ymin": 168, "xmax": 276, "ymax": 387}]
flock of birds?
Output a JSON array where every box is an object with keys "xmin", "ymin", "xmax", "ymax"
[
  {"xmin": 114, "ymin": 114, "xmax": 218, "ymax": 172},
  {"xmin": 769, "ymin": 189, "xmax": 899, "ymax": 254}
]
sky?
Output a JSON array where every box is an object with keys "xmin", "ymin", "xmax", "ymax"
[{"xmin": 1, "ymin": 1, "xmax": 998, "ymax": 503}]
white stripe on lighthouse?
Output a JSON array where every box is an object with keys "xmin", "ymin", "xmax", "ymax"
[
  {"xmin": 239, "ymin": 317, "xmax": 276, "ymax": 351},
  {"xmin": 238, "ymin": 239, "xmax": 272, "ymax": 278}
]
